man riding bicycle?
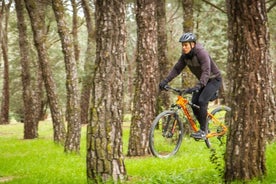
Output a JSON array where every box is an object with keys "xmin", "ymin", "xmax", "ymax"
[{"xmin": 159, "ymin": 32, "xmax": 222, "ymax": 139}]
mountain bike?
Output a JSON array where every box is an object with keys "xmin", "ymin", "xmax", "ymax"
[{"xmin": 149, "ymin": 85, "xmax": 231, "ymax": 158}]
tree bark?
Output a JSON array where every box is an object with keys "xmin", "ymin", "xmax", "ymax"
[
  {"xmin": 0, "ymin": 1, "xmax": 11, "ymax": 125},
  {"xmin": 182, "ymin": 0, "xmax": 194, "ymax": 32},
  {"xmin": 15, "ymin": 0, "xmax": 40, "ymax": 139},
  {"xmin": 127, "ymin": 0, "xmax": 158, "ymax": 156},
  {"xmin": 156, "ymin": 0, "xmax": 170, "ymax": 113},
  {"xmin": 80, "ymin": 0, "xmax": 95, "ymax": 125},
  {"xmin": 225, "ymin": 0, "xmax": 276, "ymax": 182},
  {"xmin": 24, "ymin": 0, "xmax": 66, "ymax": 144},
  {"xmin": 70, "ymin": 0, "xmax": 80, "ymax": 64},
  {"xmin": 87, "ymin": 0, "xmax": 127, "ymax": 182},
  {"xmin": 51, "ymin": 0, "xmax": 81, "ymax": 153}
]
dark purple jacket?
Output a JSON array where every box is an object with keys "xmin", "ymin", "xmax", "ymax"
[{"xmin": 165, "ymin": 43, "xmax": 221, "ymax": 87}]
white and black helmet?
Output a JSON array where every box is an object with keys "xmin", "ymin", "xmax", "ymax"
[{"xmin": 179, "ymin": 32, "xmax": 196, "ymax": 43}]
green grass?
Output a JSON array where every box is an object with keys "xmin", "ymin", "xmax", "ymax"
[
  {"xmin": 0, "ymin": 121, "xmax": 276, "ymax": 184},
  {"xmin": 0, "ymin": 121, "xmax": 86, "ymax": 184}
]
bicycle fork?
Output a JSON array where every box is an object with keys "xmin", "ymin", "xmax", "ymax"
[{"xmin": 162, "ymin": 114, "xmax": 178, "ymax": 138}]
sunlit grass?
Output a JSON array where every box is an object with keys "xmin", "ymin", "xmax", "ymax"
[
  {"xmin": 125, "ymin": 138, "xmax": 223, "ymax": 184},
  {"xmin": 0, "ymin": 121, "xmax": 86, "ymax": 184},
  {"xmin": 0, "ymin": 120, "xmax": 276, "ymax": 183}
]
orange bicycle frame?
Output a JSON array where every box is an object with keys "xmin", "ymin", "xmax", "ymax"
[
  {"xmin": 205, "ymin": 113, "xmax": 228, "ymax": 138},
  {"xmin": 176, "ymin": 95, "xmax": 199, "ymax": 132},
  {"xmin": 175, "ymin": 95, "xmax": 228, "ymax": 138}
]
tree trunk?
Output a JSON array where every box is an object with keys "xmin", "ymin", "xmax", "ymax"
[
  {"xmin": 182, "ymin": 0, "xmax": 193, "ymax": 32},
  {"xmin": 15, "ymin": 0, "xmax": 40, "ymax": 139},
  {"xmin": 225, "ymin": 0, "xmax": 275, "ymax": 182},
  {"xmin": 156, "ymin": 0, "xmax": 170, "ymax": 113},
  {"xmin": 127, "ymin": 0, "xmax": 158, "ymax": 156},
  {"xmin": 80, "ymin": 0, "xmax": 95, "ymax": 125},
  {"xmin": 70, "ymin": 0, "xmax": 80, "ymax": 64},
  {"xmin": 24, "ymin": 0, "xmax": 66, "ymax": 144},
  {"xmin": 87, "ymin": 0, "xmax": 126, "ymax": 182},
  {"xmin": 52, "ymin": 0, "xmax": 81, "ymax": 153},
  {"xmin": 0, "ymin": 1, "xmax": 11, "ymax": 125}
]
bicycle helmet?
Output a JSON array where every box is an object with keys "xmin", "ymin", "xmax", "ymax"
[{"xmin": 179, "ymin": 32, "xmax": 196, "ymax": 43}]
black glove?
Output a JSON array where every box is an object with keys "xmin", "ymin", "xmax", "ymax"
[
  {"xmin": 159, "ymin": 79, "xmax": 169, "ymax": 90},
  {"xmin": 186, "ymin": 84, "xmax": 202, "ymax": 94}
]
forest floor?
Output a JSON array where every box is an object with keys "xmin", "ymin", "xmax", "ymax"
[{"xmin": 0, "ymin": 120, "xmax": 275, "ymax": 184}]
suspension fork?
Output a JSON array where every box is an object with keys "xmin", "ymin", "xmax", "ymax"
[{"xmin": 162, "ymin": 112, "xmax": 178, "ymax": 137}]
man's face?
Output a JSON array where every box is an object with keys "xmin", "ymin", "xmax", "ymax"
[{"xmin": 182, "ymin": 42, "xmax": 195, "ymax": 54}]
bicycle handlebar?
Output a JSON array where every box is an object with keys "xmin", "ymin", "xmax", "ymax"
[
  {"xmin": 164, "ymin": 85, "xmax": 200, "ymax": 109},
  {"xmin": 164, "ymin": 85, "xmax": 189, "ymax": 95}
]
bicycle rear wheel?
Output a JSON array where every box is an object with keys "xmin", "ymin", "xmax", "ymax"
[
  {"xmin": 149, "ymin": 110, "xmax": 184, "ymax": 158},
  {"xmin": 205, "ymin": 106, "xmax": 231, "ymax": 149}
]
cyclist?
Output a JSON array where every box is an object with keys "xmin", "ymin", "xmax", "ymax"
[{"xmin": 159, "ymin": 32, "xmax": 222, "ymax": 139}]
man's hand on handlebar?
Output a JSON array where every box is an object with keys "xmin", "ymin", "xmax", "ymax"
[{"xmin": 159, "ymin": 79, "xmax": 169, "ymax": 90}]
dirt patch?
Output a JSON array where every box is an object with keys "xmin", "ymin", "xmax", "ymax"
[{"xmin": 0, "ymin": 176, "xmax": 14, "ymax": 183}]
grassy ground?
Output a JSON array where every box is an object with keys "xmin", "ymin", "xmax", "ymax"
[{"xmin": 0, "ymin": 120, "xmax": 275, "ymax": 184}]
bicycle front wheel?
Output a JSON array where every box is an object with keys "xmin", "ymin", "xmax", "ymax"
[{"xmin": 149, "ymin": 110, "xmax": 184, "ymax": 158}]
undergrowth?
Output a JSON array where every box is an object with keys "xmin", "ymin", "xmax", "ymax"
[{"xmin": 0, "ymin": 121, "xmax": 275, "ymax": 184}]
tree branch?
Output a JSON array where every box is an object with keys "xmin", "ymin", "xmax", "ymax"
[
  {"xmin": 167, "ymin": 0, "xmax": 181, "ymax": 24},
  {"xmin": 267, "ymin": 0, "xmax": 276, "ymax": 12},
  {"xmin": 201, "ymin": 0, "xmax": 226, "ymax": 14}
]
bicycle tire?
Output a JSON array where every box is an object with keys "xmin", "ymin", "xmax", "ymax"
[
  {"xmin": 205, "ymin": 106, "xmax": 231, "ymax": 148},
  {"xmin": 149, "ymin": 110, "xmax": 184, "ymax": 158}
]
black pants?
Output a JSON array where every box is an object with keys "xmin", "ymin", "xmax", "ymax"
[{"xmin": 191, "ymin": 78, "xmax": 222, "ymax": 132}]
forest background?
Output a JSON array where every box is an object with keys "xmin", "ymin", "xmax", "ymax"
[{"xmin": 2, "ymin": 1, "xmax": 274, "ymax": 123}]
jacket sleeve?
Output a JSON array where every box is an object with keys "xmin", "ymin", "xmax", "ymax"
[
  {"xmin": 196, "ymin": 49, "xmax": 211, "ymax": 86},
  {"xmin": 165, "ymin": 55, "xmax": 187, "ymax": 82}
]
